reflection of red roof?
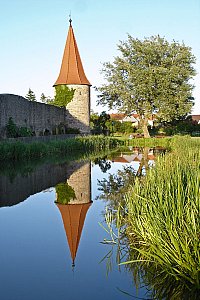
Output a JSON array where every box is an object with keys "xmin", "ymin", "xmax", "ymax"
[
  {"xmin": 148, "ymin": 155, "xmax": 155, "ymax": 160},
  {"xmin": 56, "ymin": 203, "xmax": 91, "ymax": 264},
  {"xmin": 133, "ymin": 156, "xmax": 141, "ymax": 162},
  {"xmin": 54, "ymin": 23, "xmax": 91, "ymax": 86},
  {"xmin": 112, "ymin": 157, "xmax": 129, "ymax": 163}
]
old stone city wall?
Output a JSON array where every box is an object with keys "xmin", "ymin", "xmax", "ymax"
[
  {"xmin": 0, "ymin": 93, "xmax": 90, "ymax": 138},
  {"xmin": 0, "ymin": 94, "xmax": 67, "ymax": 137}
]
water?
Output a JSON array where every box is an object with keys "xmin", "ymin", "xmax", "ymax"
[{"xmin": 0, "ymin": 149, "xmax": 156, "ymax": 300}]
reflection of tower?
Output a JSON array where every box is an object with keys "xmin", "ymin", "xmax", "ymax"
[{"xmin": 56, "ymin": 162, "xmax": 92, "ymax": 267}]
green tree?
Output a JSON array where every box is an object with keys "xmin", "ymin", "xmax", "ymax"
[
  {"xmin": 40, "ymin": 93, "xmax": 47, "ymax": 103},
  {"xmin": 40, "ymin": 93, "xmax": 54, "ymax": 104},
  {"xmin": 90, "ymin": 112, "xmax": 101, "ymax": 133},
  {"xmin": 98, "ymin": 111, "xmax": 110, "ymax": 134},
  {"xmin": 6, "ymin": 117, "xmax": 19, "ymax": 137},
  {"xmin": 97, "ymin": 35, "xmax": 196, "ymax": 137},
  {"xmin": 25, "ymin": 88, "xmax": 36, "ymax": 101},
  {"xmin": 90, "ymin": 111, "xmax": 110, "ymax": 134}
]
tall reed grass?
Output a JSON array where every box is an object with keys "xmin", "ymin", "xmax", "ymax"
[
  {"xmin": 115, "ymin": 136, "xmax": 200, "ymax": 289},
  {"xmin": 119, "ymin": 136, "xmax": 172, "ymax": 148},
  {"xmin": 0, "ymin": 136, "xmax": 122, "ymax": 161}
]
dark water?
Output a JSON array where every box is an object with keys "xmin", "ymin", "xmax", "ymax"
[{"xmin": 0, "ymin": 148, "xmax": 156, "ymax": 300}]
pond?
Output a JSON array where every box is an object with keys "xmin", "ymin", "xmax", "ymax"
[{"xmin": 0, "ymin": 148, "xmax": 162, "ymax": 300}]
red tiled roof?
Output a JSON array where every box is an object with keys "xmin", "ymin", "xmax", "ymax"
[
  {"xmin": 191, "ymin": 115, "xmax": 200, "ymax": 122},
  {"xmin": 109, "ymin": 113, "xmax": 156, "ymax": 121},
  {"xmin": 110, "ymin": 113, "xmax": 126, "ymax": 120},
  {"xmin": 54, "ymin": 23, "xmax": 91, "ymax": 86}
]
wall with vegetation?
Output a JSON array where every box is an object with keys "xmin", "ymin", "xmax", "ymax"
[{"xmin": 0, "ymin": 94, "xmax": 67, "ymax": 138}]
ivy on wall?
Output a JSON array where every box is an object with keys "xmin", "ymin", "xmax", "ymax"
[
  {"xmin": 52, "ymin": 85, "xmax": 75, "ymax": 107},
  {"xmin": 55, "ymin": 182, "xmax": 76, "ymax": 204}
]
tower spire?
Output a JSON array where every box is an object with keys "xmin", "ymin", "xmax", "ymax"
[
  {"xmin": 69, "ymin": 12, "xmax": 72, "ymax": 27},
  {"xmin": 54, "ymin": 17, "xmax": 91, "ymax": 86}
]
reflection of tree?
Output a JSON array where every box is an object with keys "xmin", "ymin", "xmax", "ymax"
[
  {"xmin": 55, "ymin": 182, "xmax": 76, "ymax": 204},
  {"xmin": 98, "ymin": 166, "xmax": 136, "ymax": 202},
  {"xmin": 94, "ymin": 157, "xmax": 111, "ymax": 173},
  {"xmin": 136, "ymin": 147, "xmax": 150, "ymax": 176}
]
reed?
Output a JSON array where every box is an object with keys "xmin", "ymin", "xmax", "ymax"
[
  {"xmin": 0, "ymin": 136, "xmax": 122, "ymax": 161},
  {"xmin": 115, "ymin": 136, "xmax": 200, "ymax": 288},
  {"xmin": 119, "ymin": 136, "xmax": 172, "ymax": 148}
]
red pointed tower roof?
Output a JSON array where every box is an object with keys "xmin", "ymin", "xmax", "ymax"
[{"xmin": 54, "ymin": 19, "xmax": 91, "ymax": 86}]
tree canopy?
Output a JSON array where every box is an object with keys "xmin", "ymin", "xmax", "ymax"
[{"xmin": 97, "ymin": 35, "xmax": 196, "ymax": 137}]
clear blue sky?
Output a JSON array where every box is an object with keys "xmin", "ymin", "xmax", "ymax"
[{"xmin": 0, "ymin": 0, "xmax": 199, "ymax": 114}]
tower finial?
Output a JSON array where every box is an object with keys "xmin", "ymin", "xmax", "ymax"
[{"xmin": 69, "ymin": 12, "xmax": 72, "ymax": 26}]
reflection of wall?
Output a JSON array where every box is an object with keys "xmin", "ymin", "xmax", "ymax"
[{"xmin": 0, "ymin": 161, "xmax": 86, "ymax": 207}]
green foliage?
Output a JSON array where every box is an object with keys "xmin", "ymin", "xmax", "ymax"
[
  {"xmin": 106, "ymin": 136, "xmax": 200, "ymax": 290},
  {"xmin": 6, "ymin": 117, "xmax": 32, "ymax": 138},
  {"xmin": 0, "ymin": 136, "xmax": 122, "ymax": 161},
  {"xmin": 90, "ymin": 111, "xmax": 110, "ymax": 134},
  {"xmin": 162, "ymin": 117, "xmax": 200, "ymax": 136},
  {"xmin": 55, "ymin": 182, "xmax": 76, "ymax": 204},
  {"xmin": 40, "ymin": 93, "xmax": 48, "ymax": 103},
  {"xmin": 98, "ymin": 35, "xmax": 196, "ymax": 137},
  {"xmin": 18, "ymin": 127, "xmax": 32, "ymax": 137},
  {"xmin": 25, "ymin": 88, "xmax": 36, "ymax": 101},
  {"xmin": 119, "ymin": 121, "xmax": 134, "ymax": 134},
  {"xmin": 65, "ymin": 127, "xmax": 80, "ymax": 134},
  {"xmin": 6, "ymin": 117, "xmax": 19, "ymax": 137},
  {"xmin": 90, "ymin": 112, "xmax": 101, "ymax": 133},
  {"xmin": 52, "ymin": 85, "xmax": 75, "ymax": 107}
]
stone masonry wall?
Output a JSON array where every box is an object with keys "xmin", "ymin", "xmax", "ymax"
[
  {"xmin": 0, "ymin": 94, "xmax": 66, "ymax": 137},
  {"xmin": 66, "ymin": 85, "xmax": 90, "ymax": 134}
]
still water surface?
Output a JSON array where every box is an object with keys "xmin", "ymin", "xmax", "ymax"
[{"xmin": 0, "ymin": 148, "xmax": 156, "ymax": 300}]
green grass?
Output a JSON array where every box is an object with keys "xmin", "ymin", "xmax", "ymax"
[
  {"xmin": 114, "ymin": 136, "xmax": 200, "ymax": 290},
  {"xmin": 0, "ymin": 135, "xmax": 123, "ymax": 161}
]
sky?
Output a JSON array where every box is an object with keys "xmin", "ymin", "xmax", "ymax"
[{"xmin": 0, "ymin": 0, "xmax": 200, "ymax": 114}]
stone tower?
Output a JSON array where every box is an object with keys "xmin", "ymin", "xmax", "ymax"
[{"xmin": 53, "ymin": 18, "xmax": 91, "ymax": 134}]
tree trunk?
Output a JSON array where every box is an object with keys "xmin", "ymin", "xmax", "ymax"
[{"xmin": 141, "ymin": 118, "xmax": 150, "ymax": 138}]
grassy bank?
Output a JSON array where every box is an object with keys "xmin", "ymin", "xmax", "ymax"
[
  {"xmin": 0, "ymin": 135, "xmax": 123, "ymax": 161},
  {"xmin": 0, "ymin": 134, "xmax": 197, "ymax": 162},
  {"xmin": 116, "ymin": 136, "xmax": 172, "ymax": 148},
  {"xmin": 116, "ymin": 136, "xmax": 200, "ymax": 292}
]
